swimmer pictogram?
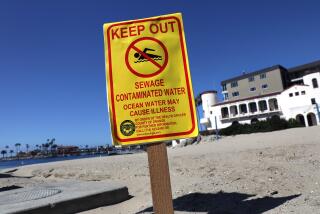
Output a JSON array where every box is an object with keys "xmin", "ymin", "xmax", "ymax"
[
  {"xmin": 134, "ymin": 48, "xmax": 162, "ymax": 63},
  {"xmin": 125, "ymin": 37, "xmax": 168, "ymax": 78}
]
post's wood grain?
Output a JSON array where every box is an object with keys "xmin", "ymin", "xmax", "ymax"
[{"xmin": 147, "ymin": 142, "xmax": 174, "ymax": 214}]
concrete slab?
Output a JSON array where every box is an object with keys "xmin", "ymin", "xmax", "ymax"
[
  {"xmin": 0, "ymin": 180, "xmax": 129, "ymax": 214},
  {"xmin": 0, "ymin": 173, "xmax": 12, "ymax": 178}
]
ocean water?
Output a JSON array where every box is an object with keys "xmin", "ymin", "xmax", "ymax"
[{"xmin": 0, "ymin": 154, "xmax": 109, "ymax": 171}]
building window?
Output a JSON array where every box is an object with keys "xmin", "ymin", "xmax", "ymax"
[
  {"xmin": 268, "ymin": 98, "xmax": 279, "ymax": 111},
  {"xmin": 295, "ymin": 92, "xmax": 299, "ymax": 96},
  {"xmin": 301, "ymin": 91, "xmax": 306, "ymax": 95},
  {"xmin": 249, "ymin": 102, "xmax": 257, "ymax": 113},
  {"xmin": 223, "ymin": 93, "xmax": 229, "ymax": 100},
  {"xmin": 232, "ymin": 91, "xmax": 239, "ymax": 97},
  {"xmin": 248, "ymin": 76, "xmax": 255, "ymax": 82},
  {"xmin": 289, "ymin": 93, "xmax": 293, "ymax": 97},
  {"xmin": 258, "ymin": 100, "xmax": 268, "ymax": 111},
  {"xmin": 260, "ymin": 73, "xmax": 266, "ymax": 79},
  {"xmin": 261, "ymin": 84, "xmax": 268, "ymax": 89},
  {"xmin": 239, "ymin": 104, "xmax": 248, "ymax": 114},
  {"xmin": 249, "ymin": 87, "xmax": 256, "ymax": 92},
  {"xmin": 231, "ymin": 81, "xmax": 238, "ymax": 88},
  {"xmin": 230, "ymin": 105, "xmax": 238, "ymax": 116},
  {"xmin": 221, "ymin": 107, "xmax": 229, "ymax": 118},
  {"xmin": 222, "ymin": 83, "xmax": 227, "ymax": 91},
  {"xmin": 311, "ymin": 98, "xmax": 316, "ymax": 105},
  {"xmin": 312, "ymin": 78, "xmax": 318, "ymax": 88}
]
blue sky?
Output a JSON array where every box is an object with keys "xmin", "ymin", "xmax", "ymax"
[{"xmin": 1, "ymin": 0, "xmax": 320, "ymax": 149}]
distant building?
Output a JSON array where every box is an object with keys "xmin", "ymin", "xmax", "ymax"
[
  {"xmin": 57, "ymin": 146, "xmax": 79, "ymax": 155},
  {"xmin": 200, "ymin": 59, "xmax": 320, "ymax": 130}
]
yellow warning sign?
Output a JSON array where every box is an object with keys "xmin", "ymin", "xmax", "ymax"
[{"xmin": 103, "ymin": 13, "xmax": 198, "ymax": 146}]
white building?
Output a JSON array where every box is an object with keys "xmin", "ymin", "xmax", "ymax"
[{"xmin": 200, "ymin": 60, "xmax": 320, "ymax": 130}]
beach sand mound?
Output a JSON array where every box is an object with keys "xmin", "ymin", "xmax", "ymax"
[{"xmin": 2, "ymin": 126, "xmax": 320, "ymax": 213}]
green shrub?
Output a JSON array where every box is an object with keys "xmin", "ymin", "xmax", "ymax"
[
  {"xmin": 288, "ymin": 118, "xmax": 303, "ymax": 128},
  {"xmin": 219, "ymin": 117, "xmax": 302, "ymax": 136}
]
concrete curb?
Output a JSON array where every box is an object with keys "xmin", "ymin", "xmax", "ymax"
[{"xmin": 0, "ymin": 180, "xmax": 129, "ymax": 214}]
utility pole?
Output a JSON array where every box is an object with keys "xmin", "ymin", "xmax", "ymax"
[
  {"xmin": 316, "ymin": 101, "xmax": 320, "ymax": 123},
  {"xmin": 215, "ymin": 116, "xmax": 219, "ymax": 141}
]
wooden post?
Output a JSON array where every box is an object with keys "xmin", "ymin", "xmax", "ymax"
[{"xmin": 147, "ymin": 142, "xmax": 174, "ymax": 214}]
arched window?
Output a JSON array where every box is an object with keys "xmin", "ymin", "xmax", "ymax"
[
  {"xmin": 268, "ymin": 98, "xmax": 278, "ymax": 111},
  {"xmin": 312, "ymin": 78, "xmax": 318, "ymax": 88},
  {"xmin": 230, "ymin": 105, "xmax": 238, "ymax": 116},
  {"xmin": 307, "ymin": 113, "xmax": 317, "ymax": 126},
  {"xmin": 239, "ymin": 104, "xmax": 247, "ymax": 114},
  {"xmin": 221, "ymin": 107, "xmax": 229, "ymax": 118},
  {"xmin": 258, "ymin": 100, "xmax": 267, "ymax": 111},
  {"xmin": 249, "ymin": 102, "xmax": 257, "ymax": 113}
]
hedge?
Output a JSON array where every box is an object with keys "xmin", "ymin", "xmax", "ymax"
[{"xmin": 219, "ymin": 116, "xmax": 303, "ymax": 136}]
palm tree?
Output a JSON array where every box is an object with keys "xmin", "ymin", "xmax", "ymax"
[
  {"xmin": 10, "ymin": 150, "xmax": 14, "ymax": 158},
  {"xmin": 48, "ymin": 138, "xmax": 55, "ymax": 154},
  {"xmin": 42, "ymin": 143, "xmax": 49, "ymax": 155},
  {"xmin": 15, "ymin": 143, "xmax": 21, "ymax": 157},
  {"xmin": 5, "ymin": 145, "xmax": 9, "ymax": 157},
  {"xmin": 1, "ymin": 150, "xmax": 7, "ymax": 159},
  {"xmin": 51, "ymin": 144, "xmax": 58, "ymax": 155},
  {"xmin": 46, "ymin": 139, "xmax": 53, "ymax": 155},
  {"xmin": 26, "ymin": 144, "xmax": 30, "ymax": 153}
]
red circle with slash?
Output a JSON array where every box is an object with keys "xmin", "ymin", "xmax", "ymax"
[{"xmin": 125, "ymin": 37, "xmax": 168, "ymax": 78}]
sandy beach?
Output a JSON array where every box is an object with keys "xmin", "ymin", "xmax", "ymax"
[{"xmin": 1, "ymin": 126, "xmax": 320, "ymax": 213}]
